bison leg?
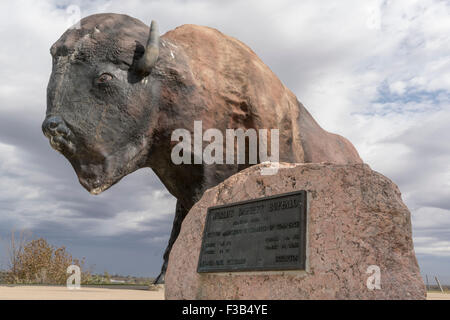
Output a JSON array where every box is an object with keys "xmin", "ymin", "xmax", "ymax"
[{"xmin": 154, "ymin": 199, "xmax": 188, "ymax": 284}]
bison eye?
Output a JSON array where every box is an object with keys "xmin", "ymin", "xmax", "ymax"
[{"xmin": 97, "ymin": 73, "xmax": 113, "ymax": 83}]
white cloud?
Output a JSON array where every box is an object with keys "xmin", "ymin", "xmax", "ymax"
[
  {"xmin": 415, "ymin": 236, "xmax": 450, "ymax": 257},
  {"xmin": 389, "ymin": 81, "xmax": 406, "ymax": 95},
  {"xmin": 412, "ymin": 207, "xmax": 450, "ymax": 230}
]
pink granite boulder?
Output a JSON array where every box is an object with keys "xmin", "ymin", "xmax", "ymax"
[{"xmin": 165, "ymin": 162, "xmax": 426, "ymax": 300}]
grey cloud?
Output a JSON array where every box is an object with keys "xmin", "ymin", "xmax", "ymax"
[{"xmin": 0, "ymin": 0, "xmax": 449, "ymax": 280}]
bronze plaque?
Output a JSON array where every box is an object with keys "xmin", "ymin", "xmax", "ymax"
[{"xmin": 197, "ymin": 190, "xmax": 307, "ymax": 273}]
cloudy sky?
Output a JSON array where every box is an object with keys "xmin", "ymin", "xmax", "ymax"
[{"xmin": 0, "ymin": 0, "xmax": 449, "ymax": 282}]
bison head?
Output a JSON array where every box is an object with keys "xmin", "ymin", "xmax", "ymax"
[{"xmin": 42, "ymin": 14, "xmax": 161, "ymax": 194}]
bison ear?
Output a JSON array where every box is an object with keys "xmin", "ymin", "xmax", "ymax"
[{"xmin": 136, "ymin": 20, "xmax": 160, "ymax": 76}]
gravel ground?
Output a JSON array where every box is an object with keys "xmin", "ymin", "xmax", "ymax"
[
  {"xmin": 0, "ymin": 285, "xmax": 447, "ymax": 300},
  {"xmin": 0, "ymin": 285, "xmax": 164, "ymax": 300},
  {"xmin": 427, "ymin": 292, "xmax": 450, "ymax": 300}
]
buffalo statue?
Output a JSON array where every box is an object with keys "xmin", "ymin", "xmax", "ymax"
[{"xmin": 42, "ymin": 13, "xmax": 362, "ymax": 283}]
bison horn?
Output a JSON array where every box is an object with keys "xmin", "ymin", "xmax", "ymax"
[{"xmin": 137, "ymin": 20, "xmax": 160, "ymax": 75}]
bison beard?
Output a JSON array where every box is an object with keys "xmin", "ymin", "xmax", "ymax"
[{"xmin": 42, "ymin": 13, "xmax": 362, "ymax": 284}]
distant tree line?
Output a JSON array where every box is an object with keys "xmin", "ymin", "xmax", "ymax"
[{"xmin": 0, "ymin": 230, "xmax": 155, "ymax": 286}]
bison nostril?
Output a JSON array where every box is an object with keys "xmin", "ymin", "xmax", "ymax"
[
  {"xmin": 42, "ymin": 115, "xmax": 70, "ymax": 137},
  {"xmin": 49, "ymin": 122, "xmax": 58, "ymax": 129}
]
